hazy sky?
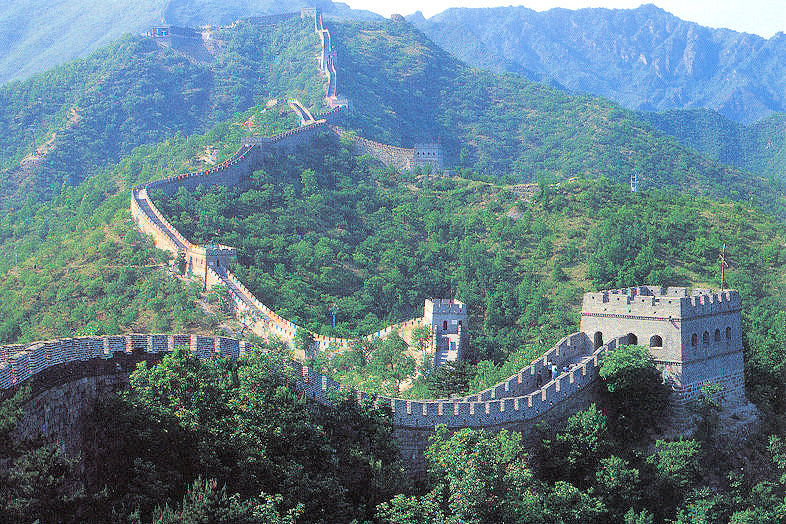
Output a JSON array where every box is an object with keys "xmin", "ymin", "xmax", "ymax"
[{"xmin": 342, "ymin": 0, "xmax": 786, "ymax": 38}]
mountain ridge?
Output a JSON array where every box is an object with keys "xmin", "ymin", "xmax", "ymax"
[
  {"xmin": 0, "ymin": 0, "xmax": 378, "ymax": 85},
  {"xmin": 409, "ymin": 3, "xmax": 786, "ymax": 124}
]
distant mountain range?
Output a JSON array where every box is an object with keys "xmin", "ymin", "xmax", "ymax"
[
  {"xmin": 0, "ymin": 0, "xmax": 376, "ymax": 85},
  {"xmin": 409, "ymin": 4, "xmax": 786, "ymax": 124}
]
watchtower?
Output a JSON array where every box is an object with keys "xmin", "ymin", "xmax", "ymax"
[
  {"xmin": 423, "ymin": 298, "xmax": 467, "ymax": 367},
  {"xmin": 579, "ymin": 286, "xmax": 748, "ymax": 411},
  {"xmin": 412, "ymin": 143, "xmax": 444, "ymax": 171}
]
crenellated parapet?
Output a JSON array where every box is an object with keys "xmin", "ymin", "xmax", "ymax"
[{"xmin": 0, "ymin": 331, "xmax": 604, "ymax": 431}]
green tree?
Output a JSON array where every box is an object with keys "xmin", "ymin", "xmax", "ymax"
[
  {"xmin": 410, "ymin": 324, "xmax": 430, "ymax": 356},
  {"xmin": 594, "ymin": 456, "xmax": 643, "ymax": 521},
  {"xmin": 151, "ymin": 477, "xmax": 302, "ymax": 524},
  {"xmin": 599, "ymin": 345, "xmax": 669, "ymax": 439},
  {"xmin": 293, "ymin": 327, "xmax": 316, "ymax": 360},
  {"xmin": 424, "ymin": 426, "xmax": 542, "ymax": 524},
  {"xmin": 372, "ymin": 333, "xmax": 416, "ymax": 395},
  {"xmin": 375, "ymin": 491, "xmax": 445, "ymax": 524},
  {"xmin": 539, "ymin": 404, "xmax": 612, "ymax": 486},
  {"xmin": 426, "ymin": 360, "xmax": 474, "ymax": 398}
]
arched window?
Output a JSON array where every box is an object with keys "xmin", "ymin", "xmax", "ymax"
[
  {"xmin": 443, "ymin": 321, "xmax": 448, "ymax": 331},
  {"xmin": 714, "ymin": 329, "xmax": 721, "ymax": 342},
  {"xmin": 691, "ymin": 334, "xmax": 697, "ymax": 346},
  {"xmin": 726, "ymin": 327, "xmax": 732, "ymax": 341},
  {"xmin": 703, "ymin": 331, "xmax": 709, "ymax": 345},
  {"xmin": 594, "ymin": 331, "xmax": 604, "ymax": 349},
  {"xmin": 650, "ymin": 335, "xmax": 663, "ymax": 348},
  {"xmin": 627, "ymin": 333, "xmax": 638, "ymax": 345}
]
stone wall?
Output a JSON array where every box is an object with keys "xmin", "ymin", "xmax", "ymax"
[
  {"xmin": 1, "ymin": 331, "xmax": 612, "ymax": 473},
  {"xmin": 579, "ymin": 286, "xmax": 751, "ymax": 413},
  {"xmin": 330, "ymin": 126, "xmax": 415, "ymax": 170}
]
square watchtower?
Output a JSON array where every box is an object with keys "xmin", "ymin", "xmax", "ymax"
[
  {"xmin": 412, "ymin": 143, "xmax": 444, "ymax": 171},
  {"xmin": 424, "ymin": 298, "xmax": 467, "ymax": 366},
  {"xmin": 579, "ymin": 286, "xmax": 747, "ymax": 410}
]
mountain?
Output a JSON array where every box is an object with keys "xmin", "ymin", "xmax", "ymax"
[
  {"xmin": 1, "ymin": 12, "xmax": 786, "ymax": 524},
  {"xmin": 330, "ymin": 17, "xmax": 782, "ymax": 206},
  {"xmin": 409, "ymin": 4, "xmax": 786, "ymax": 124},
  {"xmin": 0, "ymin": 0, "xmax": 378, "ymax": 85},
  {"xmin": 640, "ymin": 108, "xmax": 786, "ymax": 179},
  {"xmin": 0, "ymin": 17, "xmax": 327, "ymax": 210},
  {"xmin": 1, "ymin": 14, "xmax": 784, "ymax": 346}
]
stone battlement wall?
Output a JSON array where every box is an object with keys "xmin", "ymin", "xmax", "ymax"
[
  {"xmin": 425, "ymin": 298, "xmax": 466, "ymax": 316},
  {"xmin": 131, "ymin": 12, "xmax": 426, "ymax": 352},
  {"xmin": 330, "ymin": 125, "xmax": 415, "ymax": 170},
  {"xmin": 582, "ymin": 286, "xmax": 741, "ymax": 320},
  {"xmin": 0, "ymin": 331, "xmax": 610, "ymax": 433},
  {"xmin": 131, "ymin": 125, "xmax": 419, "ymax": 351}
]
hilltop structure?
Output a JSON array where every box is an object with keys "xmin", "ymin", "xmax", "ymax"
[
  {"xmin": 580, "ymin": 286, "xmax": 749, "ymax": 413},
  {"xmin": 412, "ymin": 143, "xmax": 444, "ymax": 171}
]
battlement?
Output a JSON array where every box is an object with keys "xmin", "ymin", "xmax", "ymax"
[
  {"xmin": 582, "ymin": 286, "xmax": 740, "ymax": 319},
  {"xmin": 425, "ymin": 298, "xmax": 466, "ymax": 316},
  {"xmin": 0, "ymin": 331, "xmax": 604, "ymax": 431},
  {"xmin": 580, "ymin": 286, "xmax": 749, "ymax": 412},
  {"xmin": 412, "ymin": 143, "xmax": 444, "ymax": 170}
]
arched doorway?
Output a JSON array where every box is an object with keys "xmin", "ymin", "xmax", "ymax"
[
  {"xmin": 650, "ymin": 335, "xmax": 663, "ymax": 348},
  {"xmin": 627, "ymin": 333, "xmax": 638, "ymax": 345},
  {"xmin": 594, "ymin": 331, "xmax": 604, "ymax": 349}
]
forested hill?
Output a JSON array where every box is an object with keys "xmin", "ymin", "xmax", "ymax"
[
  {"xmin": 0, "ymin": 17, "xmax": 327, "ymax": 212},
  {"xmin": 0, "ymin": 0, "xmax": 376, "ymax": 85},
  {"xmin": 0, "ymin": 13, "xmax": 784, "ymax": 345},
  {"xmin": 3, "ymin": 13, "xmax": 782, "ymax": 219},
  {"xmin": 329, "ymin": 18, "xmax": 783, "ymax": 211},
  {"xmin": 408, "ymin": 4, "xmax": 786, "ymax": 124},
  {"xmin": 640, "ymin": 108, "xmax": 786, "ymax": 180}
]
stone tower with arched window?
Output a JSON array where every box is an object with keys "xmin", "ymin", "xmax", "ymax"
[
  {"xmin": 423, "ymin": 298, "xmax": 467, "ymax": 367},
  {"xmin": 579, "ymin": 286, "xmax": 748, "ymax": 411}
]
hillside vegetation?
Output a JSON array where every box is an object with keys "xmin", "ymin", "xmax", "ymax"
[
  {"xmin": 410, "ymin": 4, "xmax": 786, "ymax": 124},
  {"xmin": 0, "ymin": 0, "xmax": 375, "ymax": 85},
  {"xmin": 329, "ymin": 18, "xmax": 785, "ymax": 215},
  {"xmin": 0, "ymin": 17, "xmax": 325, "ymax": 211},
  {"xmin": 641, "ymin": 108, "xmax": 786, "ymax": 180},
  {"xmin": 153, "ymin": 133, "xmax": 786, "ymax": 404},
  {"xmin": 1, "ymin": 10, "xmax": 786, "ymax": 524}
]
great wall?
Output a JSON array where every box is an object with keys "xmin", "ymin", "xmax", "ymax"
[
  {"xmin": 0, "ymin": 10, "xmax": 757, "ymax": 472},
  {"xmin": 0, "ymin": 287, "xmax": 757, "ymax": 471},
  {"xmin": 133, "ymin": 8, "xmax": 447, "ymax": 358}
]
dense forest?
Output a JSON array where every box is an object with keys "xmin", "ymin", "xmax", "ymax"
[
  {"xmin": 0, "ymin": 17, "xmax": 325, "ymax": 210},
  {"xmin": 641, "ymin": 109, "xmax": 786, "ymax": 181},
  {"xmin": 4, "ymin": 16, "xmax": 783, "ymax": 346}
]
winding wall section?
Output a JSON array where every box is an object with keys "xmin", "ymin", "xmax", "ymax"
[
  {"xmin": 0, "ymin": 330, "xmax": 614, "ymax": 471},
  {"xmin": 1, "ymin": 9, "xmax": 613, "ymax": 471},
  {"xmin": 131, "ymin": 10, "xmax": 438, "ymax": 352}
]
